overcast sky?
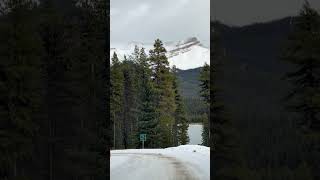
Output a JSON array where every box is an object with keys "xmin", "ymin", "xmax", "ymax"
[
  {"xmin": 110, "ymin": 0, "xmax": 210, "ymax": 46},
  {"xmin": 111, "ymin": 0, "xmax": 320, "ymax": 47},
  {"xmin": 212, "ymin": 0, "xmax": 320, "ymax": 26}
]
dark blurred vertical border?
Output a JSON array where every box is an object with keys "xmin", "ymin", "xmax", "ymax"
[
  {"xmin": 0, "ymin": 0, "xmax": 110, "ymax": 179},
  {"xmin": 106, "ymin": 0, "xmax": 111, "ymax": 178},
  {"xmin": 209, "ymin": 0, "xmax": 214, "ymax": 178},
  {"xmin": 210, "ymin": 1, "xmax": 320, "ymax": 180}
]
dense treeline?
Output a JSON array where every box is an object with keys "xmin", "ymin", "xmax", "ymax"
[
  {"xmin": 176, "ymin": 67, "xmax": 208, "ymax": 124},
  {"xmin": 199, "ymin": 64, "xmax": 210, "ymax": 146},
  {"xmin": 110, "ymin": 40, "xmax": 189, "ymax": 149},
  {"xmin": 282, "ymin": 2, "xmax": 320, "ymax": 179},
  {"xmin": 211, "ymin": 1, "xmax": 320, "ymax": 179},
  {"xmin": 210, "ymin": 27, "xmax": 243, "ymax": 180},
  {"xmin": 0, "ymin": 0, "xmax": 108, "ymax": 179},
  {"xmin": 183, "ymin": 97, "xmax": 207, "ymax": 123}
]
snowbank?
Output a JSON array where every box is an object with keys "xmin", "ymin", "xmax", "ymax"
[
  {"xmin": 163, "ymin": 145, "xmax": 210, "ymax": 180},
  {"xmin": 111, "ymin": 145, "xmax": 210, "ymax": 180}
]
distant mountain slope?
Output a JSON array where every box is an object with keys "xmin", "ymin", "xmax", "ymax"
[
  {"xmin": 176, "ymin": 68, "xmax": 207, "ymax": 123},
  {"xmin": 176, "ymin": 68, "xmax": 202, "ymax": 97}
]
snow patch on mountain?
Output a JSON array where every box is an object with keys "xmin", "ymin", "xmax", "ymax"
[{"xmin": 110, "ymin": 37, "xmax": 210, "ymax": 70}]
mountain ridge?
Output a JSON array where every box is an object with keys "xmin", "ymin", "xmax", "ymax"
[{"xmin": 110, "ymin": 37, "xmax": 210, "ymax": 70}]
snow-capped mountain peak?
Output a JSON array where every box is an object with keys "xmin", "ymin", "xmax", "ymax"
[{"xmin": 110, "ymin": 37, "xmax": 210, "ymax": 70}]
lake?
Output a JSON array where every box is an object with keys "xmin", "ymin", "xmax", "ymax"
[{"xmin": 187, "ymin": 123, "xmax": 203, "ymax": 145}]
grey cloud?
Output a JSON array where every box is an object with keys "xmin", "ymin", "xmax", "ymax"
[
  {"xmin": 111, "ymin": 0, "xmax": 210, "ymax": 46},
  {"xmin": 111, "ymin": 0, "xmax": 320, "ymax": 46},
  {"xmin": 211, "ymin": 0, "xmax": 320, "ymax": 26}
]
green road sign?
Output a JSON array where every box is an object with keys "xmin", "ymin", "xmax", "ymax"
[{"xmin": 140, "ymin": 134, "xmax": 146, "ymax": 141}]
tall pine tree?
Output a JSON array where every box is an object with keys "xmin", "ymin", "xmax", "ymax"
[
  {"xmin": 110, "ymin": 52, "xmax": 124, "ymax": 149},
  {"xmin": 135, "ymin": 47, "xmax": 160, "ymax": 148},
  {"xmin": 172, "ymin": 66, "xmax": 189, "ymax": 145},
  {"xmin": 282, "ymin": 1, "xmax": 320, "ymax": 179},
  {"xmin": 149, "ymin": 39, "xmax": 176, "ymax": 147},
  {"xmin": 199, "ymin": 63, "xmax": 210, "ymax": 146},
  {"xmin": 121, "ymin": 57, "xmax": 138, "ymax": 149}
]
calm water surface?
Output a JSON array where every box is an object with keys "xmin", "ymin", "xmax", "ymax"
[{"xmin": 187, "ymin": 123, "xmax": 203, "ymax": 145}]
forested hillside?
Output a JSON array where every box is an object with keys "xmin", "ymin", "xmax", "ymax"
[
  {"xmin": 0, "ymin": 1, "xmax": 108, "ymax": 179},
  {"xmin": 176, "ymin": 68, "xmax": 207, "ymax": 123},
  {"xmin": 212, "ymin": 2, "xmax": 320, "ymax": 179}
]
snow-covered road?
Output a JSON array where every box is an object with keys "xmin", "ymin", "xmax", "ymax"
[{"xmin": 110, "ymin": 145, "xmax": 210, "ymax": 180}]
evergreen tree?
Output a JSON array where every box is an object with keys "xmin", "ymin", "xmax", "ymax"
[
  {"xmin": 149, "ymin": 39, "xmax": 176, "ymax": 147},
  {"xmin": 282, "ymin": 1, "xmax": 320, "ymax": 178},
  {"xmin": 60, "ymin": 1, "xmax": 108, "ymax": 179},
  {"xmin": 135, "ymin": 47, "xmax": 160, "ymax": 148},
  {"xmin": 110, "ymin": 52, "xmax": 124, "ymax": 149},
  {"xmin": 172, "ymin": 66, "xmax": 189, "ymax": 145},
  {"xmin": 209, "ymin": 27, "xmax": 242, "ymax": 180},
  {"xmin": 199, "ymin": 63, "xmax": 210, "ymax": 146},
  {"xmin": 38, "ymin": 1, "xmax": 91, "ymax": 179},
  {"xmin": 199, "ymin": 63, "xmax": 210, "ymax": 104},
  {"xmin": 0, "ymin": 1, "xmax": 42, "ymax": 179},
  {"xmin": 121, "ymin": 58, "xmax": 138, "ymax": 149},
  {"xmin": 136, "ymin": 73, "xmax": 159, "ymax": 148},
  {"xmin": 283, "ymin": 0, "xmax": 320, "ymax": 135},
  {"xmin": 132, "ymin": 45, "xmax": 140, "ymax": 64},
  {"xmin": 0, "ymin": 0, "xmax": 108, "ymax": 179},
  {"xmin": 200, "ymin": 113, "xmax": 209, "ymax": 146},
  {"xmin": 90, "ymin": 1, "xmax": 109, "ymax": 178}
]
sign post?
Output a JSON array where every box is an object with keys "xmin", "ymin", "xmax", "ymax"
[
  {"xmin": 139, "ymin": 134, "xmax": 146, "ymax": 149},
  {"xmin": 142, "ymin": 139, "xmax": 144, "ymax": 149}
]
